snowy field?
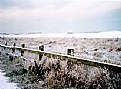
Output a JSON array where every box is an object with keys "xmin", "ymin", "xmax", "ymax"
[
  {"xmin": 0, "ymin": 69, "xmax": 18, "ymax": 89},
  {"xmin": 0, "ymin": 30, "xmax": 121, "ymax": 88},
  {"xmin": 1, "ymin": 30, "xmax": 121, "ymax": 38},
  {"xmin": 0, "ymin": 31, "xmax": 121, "ymax": 65}
]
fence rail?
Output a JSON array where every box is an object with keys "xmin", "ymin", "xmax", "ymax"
[{"xmin": 0, "ymin": 44, "xmax": 121, "ymax": 73}]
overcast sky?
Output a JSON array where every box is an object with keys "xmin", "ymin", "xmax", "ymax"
[{"xmin": 0, "ymin": 0, "xmax": 121, "ymax": 33}]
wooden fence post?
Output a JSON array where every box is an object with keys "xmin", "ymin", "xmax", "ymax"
[
  {"xmin": 67, "ymin": 48, "xmax": 74, "ymax": 56},
  {"xmin": 5, "ymin": 41, "xmax": 7, "ymax": 46},
  {"xmin": 21, "ymin": 44, "xmax": 25, "ymax": 56},
  {"xmin": 4, "ymin": 41, "xmax": 7, "ymax": 49},
  {"xmin": 12, "ymin": 43, "xmax": 16, "ymax": 53},
  {"xmin": 39, "ymin": 45, "xmax": 44, "ymax": 51},
  {"xmin": 39, "ymin": 45, "xmax": 44, "ymax": 60},
  {"xmin": 13, "ymin": 43, "xmax": 16, "ymax": 46}
]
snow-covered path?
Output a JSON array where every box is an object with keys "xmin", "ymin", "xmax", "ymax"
[{"xmin": 0, "ymin": 70, "xmax": 18, "ymax": 89}]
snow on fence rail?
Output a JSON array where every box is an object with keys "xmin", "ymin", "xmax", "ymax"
[{"xmin": 0, "ymin": 44, "xmax": 121, "ymax": 73}]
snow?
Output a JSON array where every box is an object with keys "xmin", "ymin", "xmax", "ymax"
[
  {"xmin": 1, "ymin": 30, "xmax": 121, "ymax": 38},
  {"xmin": 0, "ymin": 70, "xmax": 18, "ymax": 89},
  {"xmin": 0, "ymin": 31, "xmax": 121, "ymax": 88},
  {"xmin": 0, "ymin": 30, "xmax": 121, "ymax": 66}
]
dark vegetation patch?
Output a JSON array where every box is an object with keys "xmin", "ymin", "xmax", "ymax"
[
  {"xmin": 0, "ymin": 52, "xmax": 121, "ymax": 89},
  {"xmin": 116, "ymin": 47, "xmax": 121, "ymax": 52}
]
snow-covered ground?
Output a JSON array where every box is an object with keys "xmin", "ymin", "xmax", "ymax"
[
  {"xmin": 0, "ymin": 30, "xmax": 121, "ymax": 65},
  {"xmin": 0, "ymin": 30, "xmax": 121, "ymax": 88},
  {"xmin": 0, "ymin": 69, "xmax": 18, "ymax": 89},
  {"xmin": 1, "ymin": 30, "xmax": 121, "ymax": 38}
]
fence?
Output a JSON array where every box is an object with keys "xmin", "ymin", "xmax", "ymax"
[{"xmin": 0, "ymin": 43, "xmax": 121, "ymax": 73}]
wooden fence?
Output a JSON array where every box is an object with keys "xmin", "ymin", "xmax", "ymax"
[{"xmin": 0, "ymin": 44, "xmax": 121, "ymax": 73}]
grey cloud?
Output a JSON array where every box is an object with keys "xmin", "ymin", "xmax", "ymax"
[{"xmin": 0, "ymin": 0, "xmax": 32, "ymax": 9}]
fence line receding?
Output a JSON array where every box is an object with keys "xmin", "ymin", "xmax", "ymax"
[{"xmin": 0, "ymin": 44, "xmax": 121, "ymax": 73}]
